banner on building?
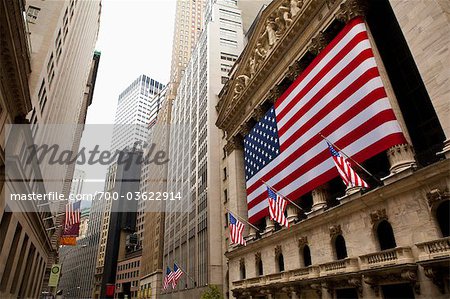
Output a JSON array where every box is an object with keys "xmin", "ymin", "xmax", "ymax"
[
  {"xmin": 59, "ymin": 236, "xmax": 77, "ymax": 245},
  {"xmin": 48, "ymin": 264, "xmax": 61, "ymax": 287}
]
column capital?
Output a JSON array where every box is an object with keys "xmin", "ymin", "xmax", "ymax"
[
  {"xmin": 335, "ymin": 0, "xmax": 369, "ymax": 23},
  {"xmin": 308, "ymin": 31, "xmax": 328, "ymax": 55},
  {"xmin": 225, "ymin": 135, "xmax": 244, "ymax": 155}
]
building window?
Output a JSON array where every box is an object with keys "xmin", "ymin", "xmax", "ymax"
[
  {"xmin": 302, "ymin": 245, "xmax": 312, "ymax": 267},
  {"xmin": 334, "ymin": 235, "xmax": 348, "ymax": 260},
  {"xmin": 255, "ymin": 253, "xmax": 263, "ymax": 276},
  {"xmin": 276, "ymin": 251, "xmax": 285, "ymax": 272},
  {"xmin": 26, "ymin": 6, "xmax": 41, "ymax": 23},
  {"xmin": 223, "ymin": 167, "xmax": 227, "ymax": 181},
  {"xmin": 436, "ymin": 201, "xmax": 450, "ymax": 237},
  {"xmin": 376, "ymin": 220, "xmax": 397, "ymax": 250},
  {"xmin": 223, "ymin": 189, "xmax": 228, "ymax": 203},
  {"xmin": 239, "ymin": 260, "xmax": 245, "ymax": 280}
]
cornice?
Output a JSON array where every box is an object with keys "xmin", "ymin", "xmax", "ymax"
[{"xmin": 0, "ymin": 0, "xmax": 32, "ymax": 118}]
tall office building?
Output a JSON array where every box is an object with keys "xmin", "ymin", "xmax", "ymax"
[
  {"xmin": 168, "ymin": 0, "xmax": 206, "ymax": 97},
  {"xmin": 162, "ymin": 1, "xmax": 245, "ymax": 297},
  {"xmin": 0, "ymin": 0, "xmax": 101, "ymax": 297},
  {"xmin": 110, "ymin": 75, "xmax": 165, "ymax": 154},
  {"xmin": 136, "ymin": 86, "xmax": 169, "ymax": 247},
  {"xmin": 139, "ymin": 87, "xmax": 172, "ymax": 298},
  {"xmin": 93, "ymin": 163, "xmax": 117, "ymax": 298}
]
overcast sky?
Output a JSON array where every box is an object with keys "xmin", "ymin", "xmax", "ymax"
[
  {"xmin": 85, "ymin": 0, "xmax": 176, "ymax": 125},
  {"xmin": 77, "ymin": 0, "xmax": 176, "ymax": 200}
]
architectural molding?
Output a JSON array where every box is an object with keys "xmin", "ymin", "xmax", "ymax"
[
  {"xmin": 329, "ymin": 224, "xmax": 342, "ymax": 238},
  {"xmin": 426, "ymin": 187, "xmax": 449, "ymax": 208},
  {"xmin": 298, "ymin": 236, "xmax": 308, "ymax": 248},
  {"xmin": 335, "ymin": 0, "xmax": 368, "ymax": 23},
  {"xmin": 370, "ymin": 208, "xmax": 388, "ymax": 225},
  {"xmin": 225, "ymin": 135, "xmax": 244, "ymax": 155},
  {"xmin": 274, "ymin": 245, "xmax": 282, "ymax": 257},
  {"xmin": 216, "ymin": 0, "xmax": 326, "ymax": 136},
  {"xmin": 308, "ymin": 31, "xmax": 328, "ymax": 55}
]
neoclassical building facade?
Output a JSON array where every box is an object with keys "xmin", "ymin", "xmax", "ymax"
[{"xmin": 216, "ymin": 0, "xmax": 449, "ymax": 298}]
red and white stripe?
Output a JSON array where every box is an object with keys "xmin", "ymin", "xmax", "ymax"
[
  {"xmin": 332, "ymin": 154, "xmax": 369, "ymax": 188},
  {"xmin": 171, "ymin": 267, "xmax": 183, "ymax": 288},
  {"xmin": 163, "ymin": 276, "xmax": 170, "ymax": 290},
  {"xmin": 246, "ymin": 18, "xmax": 406, "ymax": 224},
  {"xmin": 65, "ymin": 201, "xmax": 80, "ymax": 227},
  {"xmin": 268, "ymin": 191, "xmax": 289, "ymax": 228},
  {"xmin": 229, "ymin": 218, "xmax": 246, "ymax": 246}
]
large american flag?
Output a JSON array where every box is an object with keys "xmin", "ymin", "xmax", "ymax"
[
  {"xmin": 267, "ymin": 186, "xmax": 289, "ymax": 227},
  {"xmin": 229, "ymin": 213, "xmax": 246, "ymax": 246},
  {"xmin": 327, "ymin": 142, "xmax": 369, "ymax": 188},
  {"xmin": 243, "ymin": 17, "xmax": 406, "ymax": 224},
  {"xmin": 64, "ymin": 200, "xmax": 81, "ymax": 228},
  {"xmin": 171, "ymin": 264, "xmax": 183, "ymax": 288},
  {"xmin": 163, "ymin": 267, "xmax": 172, "ymax": 290}
]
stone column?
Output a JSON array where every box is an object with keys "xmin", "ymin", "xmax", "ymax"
[
  {"xmin": 265, "ymin": 216, "xmax": 275, "ymax": 233},
  {"xmin": 365, "ymin": 25, "xmax": 417, "ymax": 176},
  {"xmin": 225, "ymin": 133, "xmax": 250, "ymax": 233},
  {"xmin": 337, "ymin": 0, "xmax": 418, "ymax": 176},
  {"xmin": 287, "ymin": 204, "xmax": 298, "ymax": 224},
  {"xmin": 388, "ymin": 1, "xmax": 450, "ymax": 158},
  {"xmin": 311, "ymin": 185, "xmax": 328, "ymax": 211}
]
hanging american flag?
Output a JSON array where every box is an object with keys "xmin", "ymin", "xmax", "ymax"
[
  {"xmin": 171, "ymin": 264, "xmax": 183, "ymax": 288},
  {"xmin": 64, "ymin": 200, "xmax": 81, "ymax": 228},
  {"xmin": 229, "ymin": 213, "xmax": 246, "ymax": 246},
  {"xmin": 163, "ymin": 267, "xmax": 172, "ymax": 290},
  {"xmin": 267, "ymin": 186, "xmax": 289, "ymax": 228},
  {"xmin": 327, "ymin": 142, "xmax": 369, "ymax": 188},
  {"xmin": 244, "ymin": 17, "xmax": 406, "ymax": 224}
]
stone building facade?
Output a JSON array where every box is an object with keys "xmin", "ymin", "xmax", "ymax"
[{"xmin": 216, "ymin": 0, "xmax": 449, "ymax": 298}]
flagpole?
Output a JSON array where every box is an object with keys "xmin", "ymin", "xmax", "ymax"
[
  {"xmin": 319, "ymin": 133, "xmax": 382, "ymax": 184},
  {"xmin": 260, "ymin": 180, "xmax": 304, "ymax": 212},
  {"xmin": 225, "ymin": 208, "xmax": 262, "ymax": 232},
  {"xmin": 173, "ymin": 262, "xmax": 196, "ymax": 286}
]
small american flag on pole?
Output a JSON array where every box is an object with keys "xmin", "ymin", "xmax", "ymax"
[
  {"xmin": 267, "ymin": 186, "xmax": 289, "ymax": 228},
  {"xmin": 229, "ymin": 213, "xmax": 246, "ymax": 246},
  {"xmin": 163, "ymin": 267, "xmax": 172, "ymax": 290},
  {"xmin": 65, "ymin": 200, "xmax": 81, "ymax": 228},
  {"xmin": 171, "ymin": 264, "xmax": 183, "ymax": 288},
  {"xmin": 327, "ymin": 142, "xmax": 369, "ymax": 188}
]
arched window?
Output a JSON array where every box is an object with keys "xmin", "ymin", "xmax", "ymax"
[
  {"xmin": 377, "ymin": 220, "xmax": 397, "ymax": 250},
  {"xmin": 239, "ymin": 260, "xmax": 246, "ymax": 280},
  {"xmin": 277, "ymin": 253, "xmax": 285, "ymax": 272},
  {"xmin": 303, "ymin": 245, "xmax": 312, "ymax": 267},
  {"xmin": 257, "ymin": 259, "xmax": 263, "ymax": 276},
  {"xmin": 436, "ymin": 201, "xmax": 450, "ymax": 237},
  {"xmin": 335, "ymin": 235, "xmax": 348, "ymax": 260}
]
